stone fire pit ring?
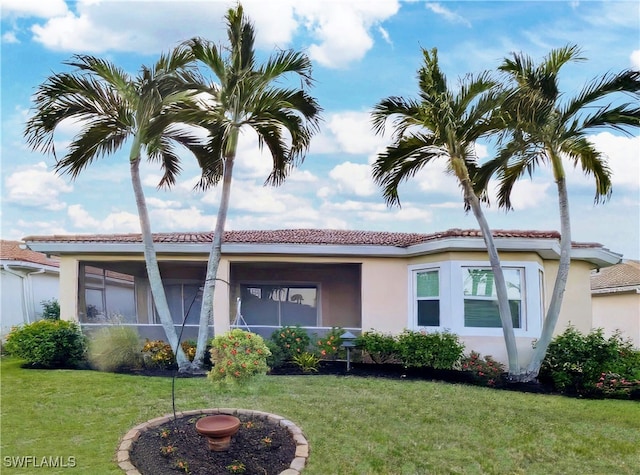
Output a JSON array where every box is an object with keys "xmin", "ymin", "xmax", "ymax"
[{"xmin": 117, "ymin": 408, "xmax": 310, "ymax": 475}]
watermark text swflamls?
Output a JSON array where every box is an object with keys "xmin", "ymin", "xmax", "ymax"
[{"xmin": 3, "ymin": 456, "xmax": 77, "ymax": 469}]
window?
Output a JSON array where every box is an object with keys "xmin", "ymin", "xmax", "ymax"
[
  {"xmin": 416, "ymin": 270, "xmax": 439, "ymax": 326},
  {"xmin": 162, "ymin": 284, "xmax": 202, "ymax": 325},
  {"xmin": 463, "ymin": 267, "xmax": 522, "ymax": 328},
  {"xmin": 239, "ymin": 284, "xmax": 318, "ymax": 327},
  {"xmin": 80, "ymin": 264, "xmax": 136, "ymax": 323},
  {"xmin": 409, "ymin": 261, "xmax": 541, "ymax": 336}
]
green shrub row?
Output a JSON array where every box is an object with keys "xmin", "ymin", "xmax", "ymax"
[
  {"xmin": 539, "ymin": 326, "xmax": 640, "ymax": 398},
  {"xmin": 356, "ymin": 329, "xmax": 464, "ymax": 370}
]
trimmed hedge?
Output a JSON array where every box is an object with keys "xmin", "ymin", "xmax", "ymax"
[{"xmin": 4, "ymin": 320, "xmax": 86, "ymax": 368}]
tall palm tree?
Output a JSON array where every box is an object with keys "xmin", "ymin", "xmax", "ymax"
[
  {"xmin": 24, "ymin": 49, "xmax": 209, "ymax": 371},
  {"xmin": 480, "ymin": 44, "xmax": 640, "ymax": 377},
  {"xmin": 371, "ymin": 48, "xmax": 522, "ymax": 376},
  {"xmin": 183, "ymin": 4, "xmax": 322, "ymax": 366}
]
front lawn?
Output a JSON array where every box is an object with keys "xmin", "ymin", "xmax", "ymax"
[{"xmin": 1, "ymin": 357, "xmax": 638, "ymax": 474}]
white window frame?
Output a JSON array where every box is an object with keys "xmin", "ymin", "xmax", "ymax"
[{"xmin": 408, "ymin": 260, "xmax": 543, "ymax": 337}]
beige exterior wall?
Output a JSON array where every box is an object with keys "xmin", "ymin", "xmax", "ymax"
[
  {"xmin": 592, "ymin": 292, "xmax": 640, "ymax": 347},
  {"xmin": 542, "ymin": 259, "xmax": 594, "ymax": 335},
  {"xmin": 59, "ymin": 257, "xmax": 79, "ymax": 322},
  {"xmin": 361, "ymin": 258, "xmax": 408, "ymax": 333},
  {"xmin": 54, "ymin": 249, "xmax": 601, "ymax": 367}
]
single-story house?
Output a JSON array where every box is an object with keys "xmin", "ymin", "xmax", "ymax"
[
  {"xmin": 591, "ymin": 259, "xmax": 640, "ymax": 347},
  {"xmin": 23, "ymin": 228, "xmax": 622, "ymax": 367},
  {"xmin": 1, "ymin": 240, "xmax": 60, "ymax": 334}
]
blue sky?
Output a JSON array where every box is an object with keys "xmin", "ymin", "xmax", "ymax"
[{"xmin": 2, "ymin": 0, "xmax": 639, "ymax": 259}]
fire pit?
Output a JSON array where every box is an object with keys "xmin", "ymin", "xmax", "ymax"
[{"xmin": 195, "ymin": 414, "xmax": 241, "ymax": 451}]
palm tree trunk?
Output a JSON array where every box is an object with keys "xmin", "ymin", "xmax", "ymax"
[
  {"xmin": 461, "ymin": 176, "xmax": 520, "ymax": 377},
  {"xmin": 194, "ymin": 132, "xmax": 238, "ymax": 366},
  {"xmin": 526, "ymin": 174, "xmax": 571, "ymax": 376},
  {"xmin": 130, "ymin": 150, "xmax": 190, "ymax": 371}
]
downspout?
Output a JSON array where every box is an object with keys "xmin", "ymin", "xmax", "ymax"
[{"xmin": 2, "ymin": 265, "xmax": 45, "ymax": 324}]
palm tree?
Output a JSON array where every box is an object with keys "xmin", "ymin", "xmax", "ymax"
[
  {"xmin": 480, "ymin": 44, "xmax": 640, "ymax": 377},
  {"xmin": 371, "ymin": 48, "xmax": 522, "ymax": 376},
  {"xmin": 183, "ymin": 4, "xmax": 322, "ymax": 366},
  {"xmin": 24, "ymin": 49, "xmax": 209, "ymax": 371}
]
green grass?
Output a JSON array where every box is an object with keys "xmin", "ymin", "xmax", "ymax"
[{"xmin": 1, "ymin": 357, "xmax": 639, "ymax": 475}]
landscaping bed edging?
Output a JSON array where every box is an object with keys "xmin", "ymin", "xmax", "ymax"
[{"xmin": 117, "ymin": 408, "xmax": 309, "ymax": 475}]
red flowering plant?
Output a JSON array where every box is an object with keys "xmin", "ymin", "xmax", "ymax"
[
  {"xmin": 315, "ymin": 327, "xmax": 344, "ymax": 359},
  {"xmin": 460, "ymin": 351, "xmax": 505, "ymax": 387},
  {"xmin": 208, "ymin": 329, "xmax": 271, "ymax": 386},
  {"xmin": 594, "ymin": 372, "xmax": 640, "ymax": 399},
  {"xmin": 269, "ymin": 326, "xmax": 310, "ymax": 361}
]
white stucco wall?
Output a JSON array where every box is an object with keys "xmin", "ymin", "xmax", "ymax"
[{"xmin": 1, "ymin": 267, "xmax": 59, "ymax": 335}]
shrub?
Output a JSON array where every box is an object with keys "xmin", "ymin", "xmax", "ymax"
[
  {"xmin": 396, "ymin": 330, "xmax": 464, "ymax": 369},
  {"xmin": 88, "ymin": 326, "xmax": 144, "ymax": 372},
  {"xmin": 142, "ymin": 340, "xmax": 176, "ymax": 369},
  {"xmin": 355, "ymin": 330, "xmax": 399, "ymax": 364},
  {"xmin": 208, "ymin": 329, "xmax": 271, "ymax": 385},
  {"xmin": 594, "ymin": 372, "xmax": 640, "ymax": 399},
  {"xmin": 314, "ymin": 327, "xmax": 344, "ymax": 359},
  {"xmin": 539, "ymin": 326, "xmax": 640, "ymax": 396},
  {"xmin": 265, "ymin": 339, "xmax": 286, "ymax": 370},
  {"xmin": 460, "ymin": 351, "xmax": 505, "ymax": 386},
  {"xmin": 270, "ymin": 326, "xmax": 310, "ymax": 361},
  {"xmin": 40, "ymin": 299, "xmax": 60, "ymax": 320},
  {"xmin": 292, "ymin": 352, "xmax": 321, "ymax": 373},
  {"xmin": 4, "ymin": 320, "xmax": 86, "ymax": 368},
  {"xmin": 141, "ymin": 339, "xmax": 200, "ymax": 369}
]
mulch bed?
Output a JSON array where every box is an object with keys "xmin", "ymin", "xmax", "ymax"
[{"xmin": 129, "ymin": 412, "xmax": 296, "ymax": 475}]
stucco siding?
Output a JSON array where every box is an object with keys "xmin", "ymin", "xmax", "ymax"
[
  {"xmin": 543, "ymin": 260, "xmax": 594, "ymax": 335},
  {"xmin": 361, "ymin": 258, "xmax": 408, "ymax": 333},
  {"xmin": 592, "ymin": 292, "xmax": 640, "ymax": 347}
]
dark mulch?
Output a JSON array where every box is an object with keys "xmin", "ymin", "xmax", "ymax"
[{"xmin": 129, "ymin": 412, "xmax": 296, "ymax": 475}]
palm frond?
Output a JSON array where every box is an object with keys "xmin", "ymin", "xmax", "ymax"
[
  {"xmin": 372, "ymin": 133, "xmax": 445, "ymax": 206},
  {"xmin": 560, "ymin": 136, "xmax": 612, "ymax": 203}
]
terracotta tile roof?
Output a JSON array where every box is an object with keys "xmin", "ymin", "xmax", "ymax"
[
  {"xmin": 0, "ymin": 240, "xmax": 59, "ymax": 267},
  {"xmin": 591, "ymin": 260, "xmax": 640, "ymax": 290},
  {"xmin": 22, "ymin": 228, "xmax": 574, "ymax": 248}
]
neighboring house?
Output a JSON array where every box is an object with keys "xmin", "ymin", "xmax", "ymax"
[
  {"xmin": 591, "ymin": 260, "xmax": 640, "ymax": 347},
  {"xmin": 23, "ymin": 228, "xmax": 621, "ymax": 367},
  {"xmin": 1, "ymin": 240, "xmax": 60, "ymax": 334}
]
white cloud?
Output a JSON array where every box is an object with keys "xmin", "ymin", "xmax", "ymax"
[
  {"xmin": 329, "ymin": 162, "xmax": 376, "ymax": 197},
  {"xmin": 588, "ymin": 132, "xmax": 640, "ymax": 189},
  {"xmin": 425, "ymin": 3, "xmax": 471, "ymax": 27},
  {"xmin": 631, "ymin": 50, "xmax": 640, "ymax": 71},
  {"xmin": 149, "ymin": 207, "xmax": 213, "ymax": 231},
  {"xmin": 1, "ymin": 0, "xmax": 68, "ymax": 18},
  {"xmin": 146, "ymin": 197, "xmax": 183, "ymax": 209},
  {"xmin": 322, "ymin": 111, "xmax": 383, "ymax": 156},
  {"xmin": 2, "ymin": 31, "xmax": 19, "ymax": 43},
  {"xmin": 293, "ymin": 0, "xmax": 400, "ymax": 68},
  {"xmin": 4, "ymin": 162, "xmax": 72, "ymax": 210},
  {"xmin": 23, "ymin": 0, "xmax": 399, "ymax": 69},
  {"xmin": 68, "ymin": 204, "xmax": 100, "ymax": 228}
]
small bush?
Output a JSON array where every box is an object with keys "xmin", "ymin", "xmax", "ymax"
[
  {"xmin": 292, "ymin": 352, "xmax": 321, "ymax": 373},
  {"xmin": 460, "ymin": 351, "xmax": 505, "ymax": 386},
  {"xmin": 4, "ymin": 320, "xmax": 86, "ymax": 368},
  {"xmin": 265, "ymin": 340, "xmax": 286, "ymax": 370},
  {"xmin": 88, "ymin": 326, "xmax": 144, "ymax": 372},
  {"xmin": 208, "ymin": 329, "xmax": 271, "ymax": 385},
  {"xmin": 142, "ymin": 339, "xmax": 176, "ymax": 369},
  {"xmin": 355, "ymin": 330, "xmax": 399, "ymax": 364},
  {"xmin": 314, "ymin": 327, "xmax": 344, "ymax": 359},
  {"xmin": 539, "ymin": 326, "xmax": 640, "ymax": 397},
  {"xmin": 40, "ymin": 299, "xmax": 60, "ymax": 320},
  {"xmin": 270, "ymin": 326, "xmax": 310, "ymax": 361},
  {"xmin": 396, "ymin": 330, "xmax": 464, "ymax": 369},
  {"xmin": 141, "ymin": 339, "xmax": 200, "ymax": 369}
]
